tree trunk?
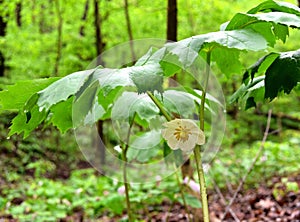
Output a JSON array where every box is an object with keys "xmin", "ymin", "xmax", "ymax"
[
  {"xmin": 298, "ymin": 0, "xmax": 300, "ymax": 7},
  {"xmin": 39, "ymin": 3, "xmax": 46, "ymax": 33},
  {"xmin": 167, "ymin": 0, "xmax": 177, "ymax": 42},
  {"xmin": 15, "ymin": 2, "xmax": 22, "ymax": 27},
  {"xmin": 167, "ymin": 0, "xmax": 178, "ymax": 86},
  {"xmin": 0, "ymin": 0, "xmax": 7, "ymax": 76},
  {"xmin": 53, "ymin": 0, "xmax": 63, "ymax": 76},
  {"xmin": 79, "ymin": 0, "xmax": 90, "ymax": 36},
  {"xmin": 94, "ymin": 0, "xmax": 103, "ymax": 65},
  {"xmin": 124, "ymin": 0, "xmax": 136, "ymax": 62},
  {"xmin": 167, "ymin": 0, "xmax": 191, "ymax": 178},
  {"xmin": 94, "ymin": 0, "xmax": 106, "ymax": 171}
]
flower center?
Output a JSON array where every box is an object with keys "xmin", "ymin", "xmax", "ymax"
[{"xmin": 174, "ymin": 125, "xmax": 192, "ymax": 142}]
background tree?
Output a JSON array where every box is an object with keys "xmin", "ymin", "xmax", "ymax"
[
  {"xmin": 15, "ymin": 1, "xmax": 21, "ymax": 27},
  {"xmin": 94, "ymin": 0, "xmax": 106, "ymax": 169},
  {"xmin": 0, "ymin": 0, "xmax": 6, "ymax": 77}
]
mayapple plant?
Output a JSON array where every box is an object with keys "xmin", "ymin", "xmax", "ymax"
[{"xmin": 1, "ymin": 1, "xmax": 300, "ymax": 221}]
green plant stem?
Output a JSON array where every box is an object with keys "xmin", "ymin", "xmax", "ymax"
[
  {"xmin": 194, "ymin": 50, "xmax": 211, "ymax": 222},
  {"xmin": 121, "ymin": 113, "xmax": 136, "ymax": 222},
  {"xmin": 193, "ymin": 147, "xmax": 209, "ymax": 221},
  {"xmin": 147, "ymin": 91, "xmax": 192, "ymax": 220},
  {"xmin": 147, "ymin": 91, "xmax": 172, "ymax": 121}
]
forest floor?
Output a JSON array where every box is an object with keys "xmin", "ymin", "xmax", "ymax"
[
  {"xmin": 2, "ymin": 165, "xmax": 299, "ymax": 222},
  {"xmin": 95, "ymin": 173, "xmax": 300, "ymax": 222},
  {"xmin": 0, "ymin": 120, "xmax": 299, "ymax": 222}
]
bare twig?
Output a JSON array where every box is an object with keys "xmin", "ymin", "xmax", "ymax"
[
  {"xmin": 210, "ymin": 176, "xmax": 240, "ymax": 222},
  {"xmin": 220, "ymin": 109, "xmax": 272, "ymax": 221}
]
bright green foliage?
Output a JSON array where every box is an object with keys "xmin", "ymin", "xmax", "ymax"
[
  {"xmin": 129, "ymin": 64, "xmax": 164, "ymax": 94},
  {"xmin": 0, "ymin": 78, "xmax": 59, "ymax": 110},
  {"xmin": 242, "ymin": 53, "xmax": 280, "ymax": 83},
  {"xmin": 38, "ymin": 70, "xmax": 94, "ymax": 111},
  {"xmin": 225, "ymin": 0, "xmax": 300, "ymax": 46},
  {"xmin": 247, "ymin": 0, "xmax": 300, "ymax": 15},
  {"xmin": 233, "ymin": 49, "xmax": 300, "ymax": 109},
  {"xmin": 265, "ymin": 50, "xmax": 300, "ymax": 100},
  {"xmin": 230, "ymin": 76, "xmax": 265, "ymax": 110},
  {"xmin": 112, "ymin": 92, "xmax": 159, "ymax": 123},
  {"xmin": 1, "ymin": 0, "xmax": 300, "ymax": 137},
  {"xmin": 50, "ymin": 98, "xmax": 74, "ymax": 133},
  {"xmin": 127, "ymin": 130, "xmax": 161, "ymax": 162},
  {"xmin": 9, "ymin": 105, "xmax": 47, "ymax": 138}
]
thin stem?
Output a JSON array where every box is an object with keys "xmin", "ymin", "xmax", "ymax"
[
  {"xmin": 199, "ymin": 50, "xmax": 211, "ymax": 131},
  {"xmin": 194, "ymin": 51, "xmax": 211, "ymax": 222},
  {"xmin": 220, "ymin": 110, "xmax": 272, "ymax": 221},
  {"xmin": 121, "ymin": 113, "xmax": 136, "ymax": 222},
  {"xmin": 147, "ymin": 91, "xmax": 172, "ymax": 121},
  {"xmin": 193, "ymin": 147, "xmax": 209, "ymax": 222},
  {"xmin": 147, "ymin": 91, "xmax": 192, "ymax": 220}
]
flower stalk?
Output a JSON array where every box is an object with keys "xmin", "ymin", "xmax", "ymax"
[
  {"xmin": 121, "ymin": 112, "xmax": 136, "ymax": 222},
  {"xmin": 194, "ymin": 50, "xmax": 212, "ymax": 222}
]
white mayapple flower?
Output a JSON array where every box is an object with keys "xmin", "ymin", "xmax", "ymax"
[{"xmin": 161, "ymin": 119, "xmax": 205, "ymax": 151}]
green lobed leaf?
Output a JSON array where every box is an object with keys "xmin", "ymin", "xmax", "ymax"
[
  {"xmin": 230, "ymin": 76, "xmax": 265, "ymax": 105},
  {"xmin": 127, "ymin": 130, "xmax": 161, "ymax": 163},
  {"xmin": 226, "ymin": 12, "xmax": 300, "ymax": 30},
  {"xmin": 160, "ymin": 90, "xmax": 196, "ymax": 118},
  {"xmin": 225, "ymin": 12, "xmax": 300, "ymax": 46},
  {"xmin": 265, "ymin": 50, "xmax": 300, "ymax": 100},
  {"xmin": 141, "ymin": 29, "xmax": 268, "ymax": 79},
  {"xmin": 38, "ymin": 70, "xmax": 93, "ymax": 111},
  {"xmin": 0, "ymin": 78, "xmax": 59, "ymax": 110},
  {"xmin": 247, "ymin": 0, "xmax": 300, "ymax": 15},
  {"xmin": 9, "ymin": 105, "xmax": 47, "ymax": 138},
  {"xmin": 170, "ymin": 29, "xmax": 267, "ymax": 53},
  {"xmin": 111, "ymin": 91, "xmax": 159, "ymax": 123},
  {"xmin": 49, "ymin": 97, "xmax": 73, "ymax": 133},
  {"xmin": 273, "ymin": 23, "xmax": 289, "ymax": 43},
  {"xmin": 73, "ymin": 80, "xmax": 102, "ymax": 126},
  {"xmin": 243, "ymin": 52, "xmax": 279, "ymax": 83},
  {"xmin": 129, "ymin": 63, "xmax": 164, "ymax": 94},
  {"xmin": 211, "ymin": 47, "xmax": 243, "ymax": 76}
]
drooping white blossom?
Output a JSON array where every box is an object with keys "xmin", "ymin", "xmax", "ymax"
[{"xmin": 161, "ymin": 119, "xmax": 205, "ymax": 151}]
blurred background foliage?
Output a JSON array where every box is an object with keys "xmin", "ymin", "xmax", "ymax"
[{"xmin": 0, "ymin": 0, "xmax": 299, "ymax": 221}]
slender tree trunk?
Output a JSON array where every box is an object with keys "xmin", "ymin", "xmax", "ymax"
[
  {"xmin": 94, "ymin": 0, "xmax": 103, "ymax": 64},
  {"xmin": 124, "ymin": 0, "xmax": 136, "ymax": 62},
  {"xmin": 298, "ymin": 0, "xmax": 300, "ymax": 7},
  {"xmin": 167, "ymin": 0, "xmax": 192, "ymax": 179},
  {"xmin": 39, "ymin": 3, "xmax": 46, "ymax": 33},
  {"xmin": 167, "ymin": 0, "xmax": 178, "ymax": 86},
  {"xmin": 0, "ymin": 0, "xmax": 7, "ymax": 77},
  {"xmin": 94, "ymin": 0, "xmax": 106, "ymax": 170},
  {"xmin": 167, "ymin": 0, "xmax": 177, "ymax": 42},
  {"xmin": 53, "ymin": 0, "xmax": 63, "ymax": 76},
  {"xmin": 79, "ymin": 0, "xmax": 90, "ymax": 36},
  {"xmin": 15, "ymin": 2, "xmax": 22, "ymax": 27}
]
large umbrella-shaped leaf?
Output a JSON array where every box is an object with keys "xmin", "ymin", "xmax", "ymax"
[
  {"xmin": 231, "ymin": 49, "xmax": 300, "ymax": 108},
  {"xmin": 0, "ymin": 78, "xmax": 59, "ymax": 111},
  {"xmin": 265, "ymin": 50, "xmax": 300, "ymax": 100},
  {"xmin": 225, "ymin": 12, "xmax": 300, "ymax": 46},
  {"xmin": 141, "ymin": 29, "xmax": 268, "ymax": 79},
  {"xmin": 247, "ymin": 0, "xmax": 300, "ymax": 15}
]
